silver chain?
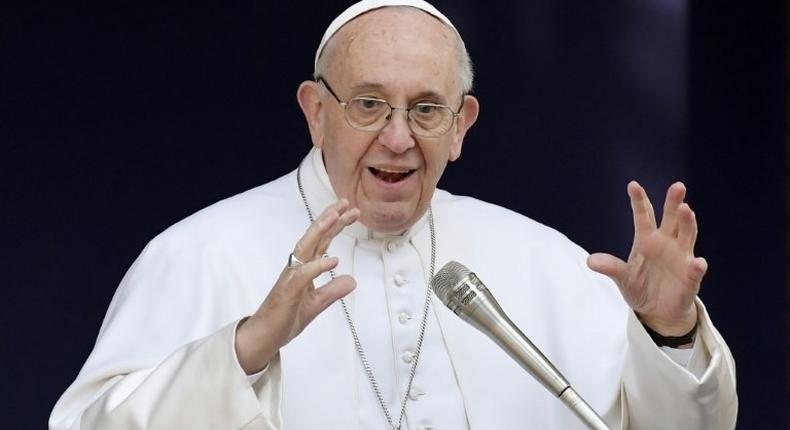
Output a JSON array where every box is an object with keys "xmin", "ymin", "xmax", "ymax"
[{"xmin": 297, "ymin": 165, "xmax": 435, "ymax": 430}]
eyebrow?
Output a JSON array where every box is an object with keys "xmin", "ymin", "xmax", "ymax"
[
  {"xmin": 348, "ymin": 82, "xmax": 449, "ymax": 104},
  {"xmin": 348, "ymin": 81, "xmax": 386, "ymax": 93}
]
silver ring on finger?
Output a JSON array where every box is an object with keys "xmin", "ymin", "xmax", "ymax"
[{"xmin": 287, "ymin": 252, "xmax": 305, "ymax": 270}]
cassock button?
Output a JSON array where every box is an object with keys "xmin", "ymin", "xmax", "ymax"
[
  {"xmin": 393, "ymin": 273, "xmax": 408, "ymax": 287},
  {"xmin": 408, "ymin": 388, "xmax": 424, "ymax": 401},
  {"xmin": 398, "ymin": 312, "xmax": 411, "ymax": 324},
  {"xmin": 416, "ymin": 425, "xmax": 435, "ymax": 430},
  {"xmin": 386, "ymin": 241, "xmax": 401, "ymax": 253},
  {"xmin": 402, "ymin": 351, "xmax": 416, "ymax": 363}
]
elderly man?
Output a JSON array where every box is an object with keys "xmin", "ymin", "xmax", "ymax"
[{"xmin": 50, "ymin": 1, "xmax": 737, "ymax": 429}]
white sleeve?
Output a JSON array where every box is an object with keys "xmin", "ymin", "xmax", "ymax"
[
  {"xmin": 245, "ymin": 362, "xmax": 270, "ymax": 386},
  {"xmin": 619, "ymin": 298, "xmax": 738, "ymax": 430},
  {"xmin": 49, "ymin": 319, "xmax": 283, "ymax": 430},
  {"xmin": 49, "ymin": 235, "xmax": 285, "ymax": 430},
  {"xmin": 659, "ymin": 337, "xmax": 706, "ymax": 376}
]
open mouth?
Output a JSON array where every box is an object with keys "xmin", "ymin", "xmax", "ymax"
[{"xmin": 368, "ymin": 167, "xmax": 416, "ymax": 183}]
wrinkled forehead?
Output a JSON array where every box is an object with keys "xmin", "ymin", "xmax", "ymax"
[{"xmin": 314, "ymin": 0, "xmax": 462, "ymax": 73}]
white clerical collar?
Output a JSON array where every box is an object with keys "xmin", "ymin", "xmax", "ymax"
[{"xmin": 298, "ymin": 147, "xmax": 429, "ymax": 242}]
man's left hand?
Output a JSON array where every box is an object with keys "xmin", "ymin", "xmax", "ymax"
[{"xmin": 587, "ymin": 181, "xmax": 706, "ymax": 341}]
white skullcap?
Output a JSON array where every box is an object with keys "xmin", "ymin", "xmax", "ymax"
[{"xmin": 314, "ymin": 0, "xmax": 461, "ymax": 73}]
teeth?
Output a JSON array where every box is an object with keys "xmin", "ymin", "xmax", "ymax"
[
  {"xmin": 375, "ymin": 167, "xmax": 410, "ymax": 173},
  {"xmin": 369, "ymin": 167, "xmax": 415, "ymax": 183}
]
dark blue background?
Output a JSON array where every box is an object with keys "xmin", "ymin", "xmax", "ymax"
[{"xmin": 2, "ymin": 1, "xmax": 785, "ymax": 427}]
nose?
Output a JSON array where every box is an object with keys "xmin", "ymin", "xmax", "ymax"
[{"xmin": 377, "ymin": 108, "xmax": 415, "ymax": 154}]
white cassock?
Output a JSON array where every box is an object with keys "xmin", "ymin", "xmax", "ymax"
[{"xmin": 50, "ymin": 148, "xmax": 738, "ymax": 430}]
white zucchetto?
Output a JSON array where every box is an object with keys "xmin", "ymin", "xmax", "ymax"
[{"xmin": 314, "ymin": 0, "xmax": 462, "ymax": 72}]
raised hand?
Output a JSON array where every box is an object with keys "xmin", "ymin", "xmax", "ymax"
[
  {"xmin": 235, "ymin": 199, "xmax": 360, "ymax": 373},
  {"xmin": 586, "ymin": 181, "xmax": 706, "ymax": 341}
]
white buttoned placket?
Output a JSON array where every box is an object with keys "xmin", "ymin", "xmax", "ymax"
[
  {"xmin": 301, "ymin": 148, "xmax": 469, "ymax": 430},
  {"xmin": 349, "ymin": 233, "xmax": 469, "ymax": 430}
]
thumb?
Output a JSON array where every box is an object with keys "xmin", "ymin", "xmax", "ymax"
[
  {"xmin": 587, "ymin": 252, "xmax": 628, "ymax": 287},
  {"xmin": 688, "ymin": 256, "xmax": 708, "ymax": 284}
]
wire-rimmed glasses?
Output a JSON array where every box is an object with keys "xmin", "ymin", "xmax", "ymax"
[{"xmin": 318, "ymin": 77, "xmax": 462, "ymax": 138}]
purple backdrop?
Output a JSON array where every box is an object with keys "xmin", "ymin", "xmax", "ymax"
[{"xmin": 1, "ymin": 0, "xmax": 784, "ymax": 427}]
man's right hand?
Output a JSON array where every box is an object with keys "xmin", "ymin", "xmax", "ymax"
[{"xmin": 235, "ymin": 199, "xmax": 360, "ymax": 374}]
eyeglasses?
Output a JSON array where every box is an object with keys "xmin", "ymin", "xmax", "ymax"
[{"xmin": 317, "ymin": 77, "xmax": 462, "ymax": 138}]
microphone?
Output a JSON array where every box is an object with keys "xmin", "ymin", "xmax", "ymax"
[{"xmin": 431, "ymin": 261, "xmax": 610, "ymax": 430}]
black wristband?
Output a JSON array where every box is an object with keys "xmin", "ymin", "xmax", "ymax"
[{"xmin": 641, "ymin": 321, "xmax": 698, "ymax": 348}]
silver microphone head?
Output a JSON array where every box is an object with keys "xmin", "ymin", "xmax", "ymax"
[
  {"xmin": 431, "ymin": 261, "xmax": 470, "ymax": 301},
  {"xmin": 431, "ymin": 261, "xmax": 488, "ymax": 316},
  {"xmin": 430, "ymin": 261, "xmax": 608, "ymax": 430}
]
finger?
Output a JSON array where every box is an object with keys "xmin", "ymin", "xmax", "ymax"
[
  {"xmin": 659, "ymin": 182, "xmax": 686, "ymax": 236},
  {"xmin": 689, "ymin": 256, "xmax": 708, "ymax": 284},
  {"xmin": 282, "ymin": 256, "xmax": 340, "ymax": 294},
  {"xmin": 315, "ymin": 207, "xmax": 360, "ymax": 257},
  {"xmin": 587, "ymin": 252, "xmax": 628, "ymax": 287},
  {"xmin": 310, "ymin": 274, "xmax": 356, "ymax": 314},
  {"xmin": 293, "ymin": 199, "xmax": 349, "ymax": 260},
  {"xmin": 677, "ymin": 203, "xmax": 698, "ymax": 252},
  {"xmin": 627, "ymin": 181, "xmax": 657, "ymax": 233},
  {"xmin": 646, "ymin": 198, "xmax": 657, "ymax": 228}
]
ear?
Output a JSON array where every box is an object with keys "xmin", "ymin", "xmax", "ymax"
[
  {"xmin": 448, "ymin": 95, "xmax": 479, "ymax": 161},
  {"xmin": 297, "ymin": 80, "xmax": 325, "ymax": 149}
]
